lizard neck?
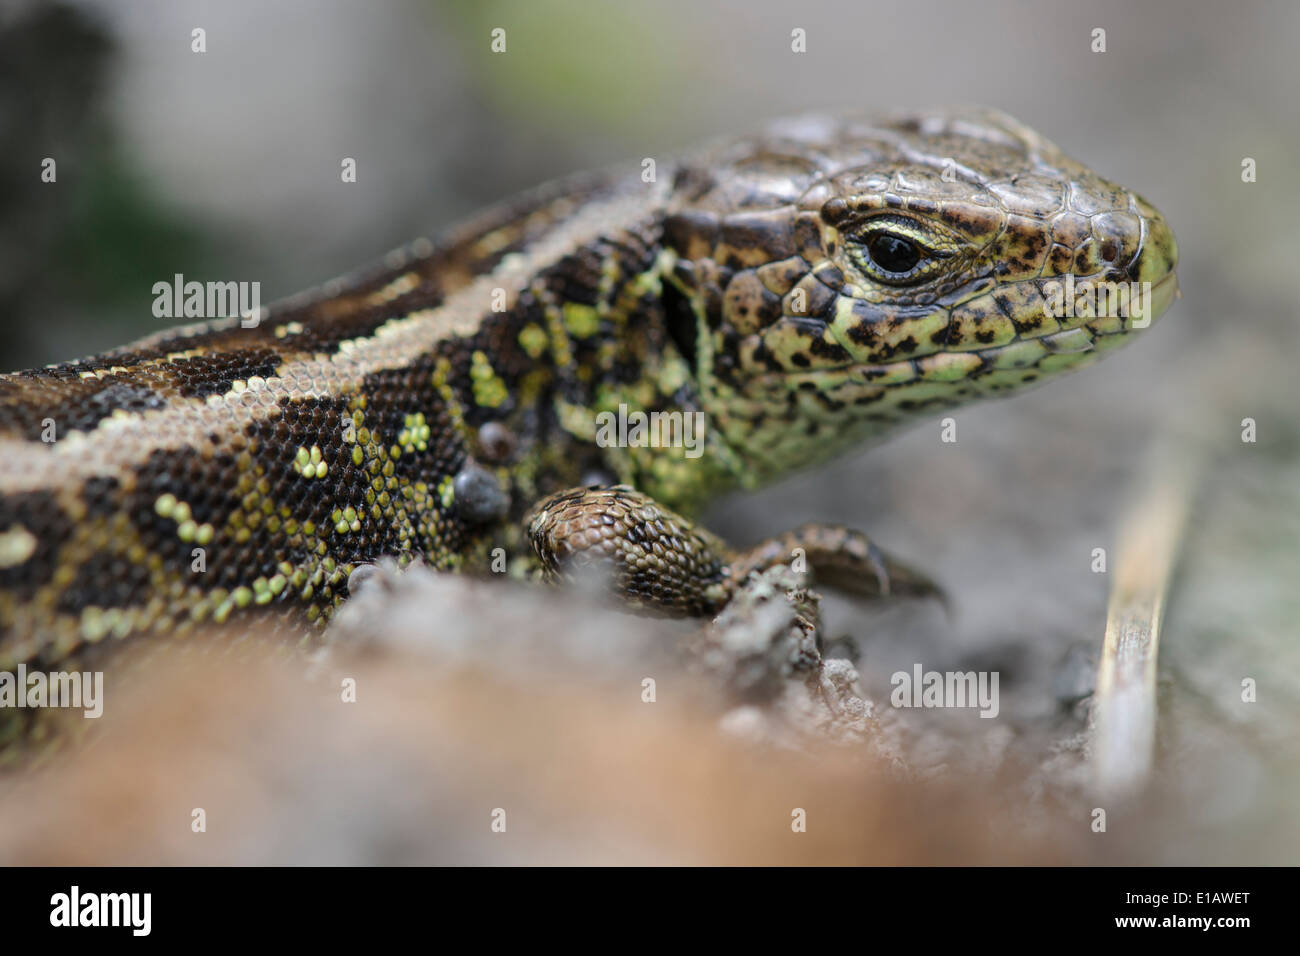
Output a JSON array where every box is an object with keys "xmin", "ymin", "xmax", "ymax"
[{"xmin": 549, "ymin": 238, "xmax": 746, "ymax": 517}]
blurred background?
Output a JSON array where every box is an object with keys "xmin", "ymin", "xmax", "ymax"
[{"xmin": 0, "ymin": 0, "xmax": 1296, "ymax": 863}]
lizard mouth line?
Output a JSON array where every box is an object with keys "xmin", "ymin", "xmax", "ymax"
[{"xmin": 766, "ymin": 269, "xmax": 1179, "ymax": 391}]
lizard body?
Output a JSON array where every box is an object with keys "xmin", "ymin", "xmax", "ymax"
[{"xmin": 0, "ymin": 109, "xmax": 1178, "ymax": 669}]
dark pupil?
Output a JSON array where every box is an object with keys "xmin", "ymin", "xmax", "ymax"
[{"xmin": 867, "ymin": 234, "xmax": 920, "ymax": 274}]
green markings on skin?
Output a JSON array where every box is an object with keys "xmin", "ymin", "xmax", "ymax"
[
  {"xmin": 185, "ymin": 523, "xmax": 214, "ymax": 546},
  {"xmin": 398, "ymin": 412, "xmax": 430, "ymax": 454},
  {"xmin": 250, "ymin": 574, "xmax": 287, "ymax": 605},
  {"xmin": 751, "ymin": 320, "xmax": 829, "ymax": 369},
  {"xmin": 914, "ymin": 351, "xmax": 985, "ymax": 382},
  {"xmin": 342, "ymin": 409, "xmax": 367, "ymax": 468},
  {"xmin": 292, "ymin": 445, "xmax": 328, "ymax": 479},
  {"xmin": 470, "ymin": 350, "xmax": 508, "ymax": 408},
  {"xmin": 657, "ymin": 353, "xmax": 690, "ymax": 395},
  {"xmin": 163, "ymin": 377, "xmax": 428, "ymax": 632},
  {"xmin": 332, "ymin": 506, "xmax": 361, "ymax": 535},
  {"xmin": 594, "ymin": 378, "xmax": 656, "ymax": 415},
  {"xmin": 79, "ymin": 607, "xmax": 135, "ymax": 642},
  {"xmin": 0, "ymin": 526, "xmax": 36, "ymax": 568},
  {"xmin": 945, "ymin": 307, "xmax": 1018, "ymax": 352},
  {"xmin": 181, "ymin": 562, "xmax": 310, "ymax": 629},
  {"xmin": 562, "ymin": 302, "xmax": 600, "ymax": 339},
  {"xmin": 430, "ymin": 356, "xmax": 468, "ymax": 437},
  {"xmin": 982, "ymin": 339, "xmax": 1049, "ymax": 370},
  {"xmin": 828, "ymin": 297, "xmax": 949, "ymax": 365},
  {"xmin": 518, "ymin": 323, "xmax": 549, "ymax": 358},
  {"xmin": 154, "ymin": 493, "xmax": 215, "ymax": 545}
]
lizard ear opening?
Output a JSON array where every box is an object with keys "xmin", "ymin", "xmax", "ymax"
[{"xmin": 661, "ymin": 280, "xmax": 699, "ymax": 369}]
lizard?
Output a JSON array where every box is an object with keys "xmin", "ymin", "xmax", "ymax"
[{"xmin": 0, "ymin": 108, "xmax": 1178, "ymax": 673}]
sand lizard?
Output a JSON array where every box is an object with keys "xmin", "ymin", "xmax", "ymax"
[{"xmin": 0, "ymin": 109, "xmax": 1178, "ymax": 669}]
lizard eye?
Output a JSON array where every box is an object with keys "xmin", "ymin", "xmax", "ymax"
[
  {"xmin": 847, "ymin": 215, "xmax": 955, "ymax": 286},
  {"xmin": 866, "ymin": 233, "xmax": 921, "ymax": 275}
]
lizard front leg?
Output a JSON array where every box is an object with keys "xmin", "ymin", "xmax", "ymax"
[{"xmin": 526, "ymin": 485, "xmax": 940, "ymax": 617}]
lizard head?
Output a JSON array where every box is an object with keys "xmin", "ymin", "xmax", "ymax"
[{"xmin": 661, "ymin": 108, "xmax": 1178, "ymax": 485}]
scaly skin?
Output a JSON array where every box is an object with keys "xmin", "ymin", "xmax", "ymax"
[{"xmin": 0, "ymin": 109, "xmax": 1178, "ymax": 669}]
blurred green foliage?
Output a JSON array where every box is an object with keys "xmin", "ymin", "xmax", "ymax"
[
  {"xmin": 0, "ymin": 3, "xmax": 212, "ymax": 370},
  {"xmin": 438, "ymin": 0, "xmax": 688, "ymax": 135}
]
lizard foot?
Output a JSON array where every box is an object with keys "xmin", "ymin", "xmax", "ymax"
[{"xmin": 526, "ymin": 485, "xmax": 943, "ymax": 616}]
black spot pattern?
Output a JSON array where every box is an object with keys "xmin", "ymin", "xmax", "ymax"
[
  {"xmin": 55, "ymin": 551, "xmax": 155, "ymax": 615},
  {"xmin": 172, "ymin": 348, "xmax": 284, "ymax": 399},
  {"xmin": 0, "ymin": 491, "xmax": 71, "ymax": 598}
]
